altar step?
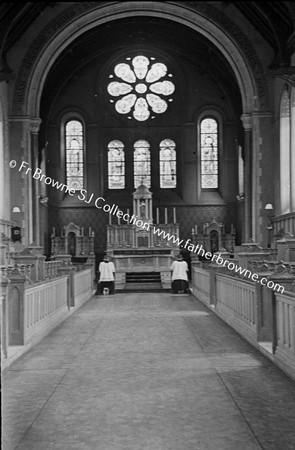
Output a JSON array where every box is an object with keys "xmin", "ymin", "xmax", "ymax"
[{"xmin": 124, "ymin": 272, "xmax": 163, "ymax": 291}]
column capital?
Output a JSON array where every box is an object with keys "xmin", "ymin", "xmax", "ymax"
[
  {"xmin": 240, "ymin": 114, "xmax": 253, "ymax": 130},
  {"xmin": 30, "ymin": 118, "xmax": 42, "ymax": 134},
  {"xmin": 7, "ymin": 116, "xmax": 42, "ymax": 133}
]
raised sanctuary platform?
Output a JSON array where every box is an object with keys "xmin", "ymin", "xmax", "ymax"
[{"xmin": 106, "ymin": 185, "xmax": 179, "ymax": 290}]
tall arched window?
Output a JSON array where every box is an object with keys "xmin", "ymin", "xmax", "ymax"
[
  {"xmin": 280, "ymin": 89, "xmax": 291, "ymax": 214},
  {"xmin": 108, "ymin": 140, "xmax": 125, "ymax": 189},
  {"xmin": 200, "ymin": 117, "xmax": 219, "ymax": 189},
  {"xmin": 65, "ymin": 119, "xmax": 84, "ymax": 190},
  {"xmin": 159, "ymin": 139, "xmax": 176, "ymax": 188},
  {"xmin": 134, "ymin": 140, "xmax": 151, "ymax": 188}
]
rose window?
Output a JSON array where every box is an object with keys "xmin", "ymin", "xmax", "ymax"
[{"xmin": 107, "ymin": 55, "xmax": 175, "ymax": 121}]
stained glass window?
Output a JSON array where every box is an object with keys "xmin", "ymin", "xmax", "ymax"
[
  {"xmin": 159, "ymin": 139, "xmax": 176, "ymax": 188},
  {"xmin": 108, "ymin": 140, "xmax": 125, "ymax": 189},
  {"xmin": 65, "ymin": 120, "xmax": 84, "ymax": 190},
  {"xmin": 134, "ymin": 140, "xmax": 151, "ymax": 188},
  {"xmin": 107, "ymin": 55, "xmax": 175, "ymax": 121},
  {"xmin": 200, "ymin": 118, "xmax": 218, "ymax": 189}
]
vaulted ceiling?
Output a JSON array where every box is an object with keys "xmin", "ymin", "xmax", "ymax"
[
  {"xmin": 229, "ymin": 1, "xmax": 295, "ymax": 67},
  {"xmin": 0, "ymin": 2, "xmax": 54, "ymax": 77}
]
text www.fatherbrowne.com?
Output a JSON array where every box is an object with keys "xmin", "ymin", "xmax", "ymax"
[
  {"xmin": 152, "ymin": 228, "xmax": 284, "ymax": 294},
  {"xmin": 11, "ymin": 159, "xmax": 284, "ymax": 294}
]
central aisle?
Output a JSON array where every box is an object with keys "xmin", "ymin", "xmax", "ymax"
[{"xmin": 3, "ymin": 293, "xmax": 295, "ymax": 450}]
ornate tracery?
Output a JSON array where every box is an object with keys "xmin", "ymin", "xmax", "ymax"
[{"xmin": 107, "ymin": 55, "xmax": 175, "ymax": 121}]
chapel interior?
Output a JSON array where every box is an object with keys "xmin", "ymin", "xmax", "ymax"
[
  {"xmin": 2, "ymin": 2, "xmax": 294, "ymax": 264},
  {"xmin": 1, "ymin": 1, "xmax": 295, "ymax": 379},
  {"xmin": 39, "ymin": 14, "xmax": 244, "ymax": 264}
]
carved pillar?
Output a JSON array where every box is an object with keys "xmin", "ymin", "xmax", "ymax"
[
  {"xmin": 8, "ymin": 117, "xmax": 32, "ymax": 245},
  {"xmin": 57, "ymin": 265, "xmax": 76, "ymax": 308},
  {"xmin": 208, "ymin": 263, "xmax": 227, "ymax": 307},
  {"xmin": 291, "ymin": 91, "xmax": 295, "ymax": 211},
  {"xmin": 241, "ymin": 114, "xmax": 253, "ymax": 242},
  {"xmin": 252, "ymin": 111, "xmax": 274, "ymax": 245},
  {"xmin": 7, "ymin": 267, "xmax": 27, "ymax": 345},
  {"xmin": 13, "ymin": 247, "xmax": 45, "ymax": 283},
  {"xmin": 30, "ymin": 118, "xmax": 42, "ymax": 246},
  {"xmin": 183, "ymin": 122, "xmax": 198, "ymax": 202},
  {"xmin": 1, "ymin": 274, "xmax": 10, "ymax": 359},
  {"xmin": 84, "ymin": 256, "xmax": 96, "ymax": 290}
]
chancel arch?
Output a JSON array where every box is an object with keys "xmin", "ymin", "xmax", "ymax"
[
  {"xmin": 40, "ymin": 16, "xmax": 244, "ymax": 253},
  {"xmin": 15, "ymin": 2, "xmax": 264, "ymax": 120},
  {"xmin": 5, "ymin": 1, "xmax": 279, "ymax": 253},
  {"xmin": 8, "ymin": 1, "xmax": 272, "ymax": 249}
]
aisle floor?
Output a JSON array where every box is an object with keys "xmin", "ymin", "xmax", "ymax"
[{"xmin": 2, "ymin": 292, "xmax": 295, "ymax": 450}]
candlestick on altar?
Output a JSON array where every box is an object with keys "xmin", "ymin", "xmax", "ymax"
[
  {"xmin": 156, "ymin": 207, "xmax": 159, "ymax": 223},
  {"xmin": 191, "ymin": 227, "xmax": 195, "ymax": 235},
  {"xmin": 203, "ymin": 224, "xmax": 206, "ymax": 235},
  {"xmin": 118, "ymin": 216, "xmax": 120, "ymax": 225},
  {"xmin": 195, "ymin": 225, "xmax": 198, "ymax": 235},
  {"xmin": 164, "ymin": 207, "xmax": 168, "ymax": 224},
  {"xmin": 109, "ymin": 213, "xmax": 111, "ymax": 225},
  {"xmin": 173, "ymin": 207, "xmax": 176, "ymax": 223}
]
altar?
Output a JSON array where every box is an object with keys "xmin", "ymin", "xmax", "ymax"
[
  {"xmin": 50, "ymin": 222, "xmax": 95, "ymax": 265},
  {"xmin": 106, "ymin": 184, "xmax": 179, "ymax": 290}
]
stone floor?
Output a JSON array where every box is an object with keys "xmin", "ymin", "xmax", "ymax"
[{"xmin": 2, "ymin": 292, "xmax": 295, "ymax": 450}]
